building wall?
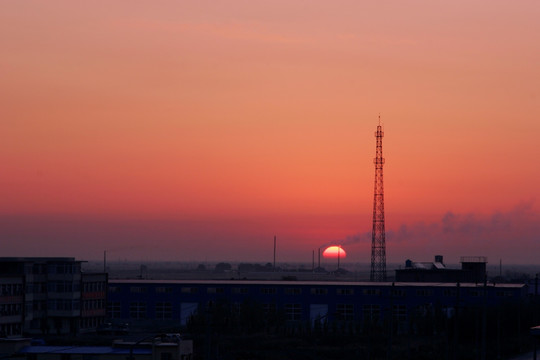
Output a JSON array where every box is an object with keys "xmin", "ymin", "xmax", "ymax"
[
  {"xmin": 107, "ymin": 280, "xmax": 526, "ymax": 329},
  {"xmin": 0, "ymin": 277, "xmax": 24, "ymax": 337},
  {"xmin": 0, "ymin": 258, "xmax": 107, "ymax": 336},
  {"xmin": 81, "ymin": 272, "xmax": 108, "ymax": 332}
]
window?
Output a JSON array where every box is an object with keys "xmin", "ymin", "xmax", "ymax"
[
  {"xmin": 206, "ymin": 300, "xmax": 216, "ymax": 310},
  {"xmin": 84, "ymin": 299, "xmax": 103, "ymax": 310},
  {"xmin": 416, "ymin": 289, "xmax": 432, "ymax": 297},
  {"xmin": 50, "ymin": 263, "xmax": 75, "ymax": 275},
  {"xmin": 496, "ymin": 291, "xmax": 513, "ymax": 297},
  {"xmin": 262, "ymin": 303, "xmax": 277, "ymax": 315},
  {"xmin": 181, "ymin": 287, "xmax": 198, "ymax": 294},
  {"xmin": 443, "ymin": 289, "xmax": 457, "ymax": 297},
  {"xmin": 207, "ymin": 287, "xmax": 224, "ymax": 294},
  {"xmin": 231, "ymin": 287, "xmax": 249, "ymax": 294},
  {"xmin": 284, "ymin": 288, "xmax": 302, "ymax": 295},
  {"xmin": 392, "ymin": 305, "xmax": 407, "ymax": 322},
  {"xmin": 0, "ymin": 304, "xmax": 22, "ymax": 316},
  {"xmin": 285, "ymin": 303, "xmax": 302, "ymax": 321},
  {"xmin": 155, "ymin": 302, "xmax": 172, "ymax": 319},
  {"xmin": 363, "ymin": 304, "xmax": 380, "ymax": 321},
  {"xmin": 48, "ymin": 281, "xmax": 75, "ymax": 293},
  {"xmin": 337, "ymin": 288, "xmax": 354, "ymax": 295},
  {"xmin": 362, "ymin": 289, "xmax": 381, "ymax": 296},
  {"xmin": 336, "ymin": 304, "xmax": 354, "ymax": 321},
  {"xmin": 129, "ymin": 302, "xmax": 147, "ymax": 319},
  {"xmin": 130, "ymin": 286, "xmax": 148, "ymax": 293},
  {"xmin": 390, "ymin": 289, "xmax": 406, "ymax": 297},
  {"xmin": 231, "ymin": 302, "xmax": 241, "ymax": 314},
  {"xmin": 156, "ymin": 287, "xmax": 173, "ymax": 293},
  {"xmin": 108, "ymin": 286, "xmax": 120, "ymax": 293},
  {"xmin": 415, "ymin": 304, "xmax": 434, "ymax": 317},
  {"xmin": 310, "ymin": 288, "xmax": 328, "ymax": 295},
  {"xmin": 260, "ymin": 287, "xmax": 276, "ymax": 295},
  {"xmin": 180, "ymin": 303, "xmax": 198, "ymax": 326},
  {"xmin": 1, "ymin": 284, "xmax": 11, "ymax": 295},
  {"xmin": 48, "ymin": 299, "xmax": 75, "ymax": 311}
]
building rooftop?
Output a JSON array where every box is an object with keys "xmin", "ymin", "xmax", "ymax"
[
  {"xmin": 109, "ymin": 279, "xmax": 525, "ymax": 288},
  {"xmin": 0, "ymin": 257, "xmax": 80, "ymax": 263},
  {"xmin": 19, "ymin": 346, "xmax": 151, "ymax": 355},
  {"xmin": 460, "ymin": 256, "xmax": 488, "ymax": 263}
]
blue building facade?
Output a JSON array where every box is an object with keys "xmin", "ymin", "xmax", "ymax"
[{"xmin": 107, "ymin": 280, "xmax": 527, "ymax": 328}]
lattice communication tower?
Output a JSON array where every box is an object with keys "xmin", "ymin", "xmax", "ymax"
[{"xmin": 370, "ymin": 117, "xmax": 387, "ymax": 282}]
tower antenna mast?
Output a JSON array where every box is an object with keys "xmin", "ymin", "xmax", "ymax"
[{"xmin": 370, "ymin": 116, "xmax": 387, "ymax": 281}]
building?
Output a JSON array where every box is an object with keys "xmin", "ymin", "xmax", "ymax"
[
  {"xmin": 80, "ymin": 272, "xmax": 108, "ymax": 333},
  {"xmin": 17, "ymin": 335, "xmax": 193, "ymax": 360},
  {"xmin": 0, "ymin": 275, "xmax": 24, "ymax": 337},
  {"xmin": 106, "ymin": 279, "xmax": 526, "ymax": 331},
  {"xmin": 395, "ymin": 255, "xmax": 487, "ymax": 283},
  {"xmin": 0, "ymin": 335, "xmax": 193, "ymax": 360},
  {"xmin": 0, "ymin": 257, "xmax": 107, "ymax": 335}
]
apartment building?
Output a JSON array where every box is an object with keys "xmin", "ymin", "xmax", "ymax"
[{"xmin": 0, "ymin": 257, "xmax": 107, "ymax": 335}]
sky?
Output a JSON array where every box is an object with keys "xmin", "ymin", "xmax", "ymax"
[{"xmin": 1, "ymin": 1, "xmax": 539, "ymax": 264}]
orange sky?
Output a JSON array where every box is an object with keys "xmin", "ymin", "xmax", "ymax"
[{"xmin": 1, "ymin": 1, "xmax": 539, "ymax": 264}]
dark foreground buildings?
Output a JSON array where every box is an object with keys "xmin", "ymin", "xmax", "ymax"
[
  {"xmin": 0, "ymin": 257, "xmax": 107, "ymax": 336},
  {"xmin": 0, "ymin": 335, "xmax": 193, "ymax": 360},
  {"xmin": 107, "ymin": 278, "xmax": 526, "ymax": 329},
  {"xmin": 105, "ymin": 278, "xmax": 533, "ymax": 359},
  {"xmin": 0, "ymin": 257, "xmax": 536, "ymax": 359}
]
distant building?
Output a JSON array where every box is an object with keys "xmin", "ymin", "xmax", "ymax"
[
  {"xmin": 0, "ymin": 257, "xmax": 107, "ymax": 336},
  {"xmin": 107, "ymin": 278, "xmax": 526, "ymax": 331},
  {"xmin": 2, "ymin": 335, "xmax": 193, "ymax": 360},
  {"xmin": 395, "ymin": 255, "xmax": 487, "ymax": 283}
]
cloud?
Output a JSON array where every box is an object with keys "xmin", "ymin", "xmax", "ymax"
[{"xmin": 327, "ymin": 201, "xmax": 540, "ymax": 263}]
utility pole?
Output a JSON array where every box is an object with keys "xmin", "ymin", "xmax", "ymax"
[{"xmin": 273, "ymin": 235, "xmax": 276, "ymax": 272}]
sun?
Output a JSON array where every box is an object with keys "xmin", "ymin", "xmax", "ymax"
[{"xmin": 322, "ymin": 245, "xmax": 346, "ymax": 259}]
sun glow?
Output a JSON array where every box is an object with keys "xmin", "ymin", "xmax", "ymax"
[{"xmin": 322, "ymin": 246, "xmax": 346, "ymax": 259}]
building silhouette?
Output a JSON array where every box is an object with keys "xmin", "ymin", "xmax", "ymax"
[
  {"xmin": 106, "ymin": 278, "xmax": 526, "ymax": 330},
  {"xmin": 395, "ymin": 255, "xmax": 487, "ymax": 283},
  {"xmin": 0, "ymin": 257, "xmax": 107, "ymax": 336}
]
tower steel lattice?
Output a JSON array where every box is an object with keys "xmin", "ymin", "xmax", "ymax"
[{"xmin": 370, "ymin": 117, "xmax": 387, "ymax": 282}]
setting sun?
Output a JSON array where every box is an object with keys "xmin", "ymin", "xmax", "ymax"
[{"xmin": 322, "ymin": 246, "xmax": 346, "ymax": 259}]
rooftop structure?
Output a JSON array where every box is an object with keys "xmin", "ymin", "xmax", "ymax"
[{"xmin": 395, "ymin": 255, "xmax": 487, "ymax": 283}]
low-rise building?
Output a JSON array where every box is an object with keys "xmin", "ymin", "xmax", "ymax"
[
  {"xmin": 12, "ymin": 335, "xmax": 193, "ymax": 360},
  {"xmin": 0, "ymin": 276, "xmax": 24, "ymax": 337},
  {"xmin": 107, "ymin": 278, "xmax": 526, "ymax": 330},
  {"xmin": 0, "ymin": 257, "xmax": 107, "ymax": 335}
]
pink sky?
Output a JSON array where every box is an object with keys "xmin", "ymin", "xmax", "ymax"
[{"xmin": 1, "ymin": 1, "xmax": 539, "ymax": 264}]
